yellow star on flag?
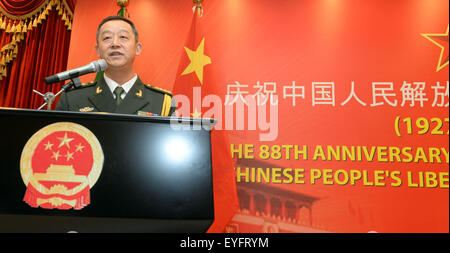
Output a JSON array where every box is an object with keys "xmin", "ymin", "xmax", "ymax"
[
  {"xmin": 421, "ymin": 25, "xmax": 449, "ymax": 72},
  {"xmin": 191, "ymin": 108, "xmax": 202, "ymax": 118},
  {"xmin": 182, "ymin": 38, "xmax": 211, "ymax": 85}
]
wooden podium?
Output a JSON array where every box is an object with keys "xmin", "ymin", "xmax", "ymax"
[{"xmin": 0, "ymin": 108, "xmax": 215, "ymax": 232}]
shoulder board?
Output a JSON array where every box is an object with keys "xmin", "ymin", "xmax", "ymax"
[
  {"xmin": 67, "ymin": 81, "xmax": 96, "ymax": 91},
  {"xmin": 81, "ymin": 81, "xmax": 96, "ymax": 87},
  {"xmin": 144, "ymin": 83, "xmax": 173, "ymax": 96}
]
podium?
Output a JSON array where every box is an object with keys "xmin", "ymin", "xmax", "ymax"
[{"xmin": 0, "ymin": 108, "xmax": 215, "ymax": 232}]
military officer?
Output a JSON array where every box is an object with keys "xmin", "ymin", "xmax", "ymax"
[{"xmin": 55, "ymin": 16, "xmax": 174, "ymax": 116}]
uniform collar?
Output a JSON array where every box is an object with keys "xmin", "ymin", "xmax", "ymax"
[
  {"xmin": 88, "ymin": 75, "xmax": 148, "ymax": 114},
  {"xmin": 103, "ymin": 73, "xmax": 138, "ymax": 96}
]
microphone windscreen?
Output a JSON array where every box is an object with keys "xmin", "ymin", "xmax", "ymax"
[
  {"xmin": 94, "ymin": 59, "xmax": 107, "ymax": 72},
  {"xmin": 44, "ymin": 75, "xmax": 59, "ymax": 84}
]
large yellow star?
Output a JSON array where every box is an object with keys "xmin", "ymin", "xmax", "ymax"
[
  {"xmin": 181, "ymin": 38, "xmax": 211, "ymax": 85},
  {"xmin": 421, "ymin": 25, "xmax": 449, "ymax": 72}
]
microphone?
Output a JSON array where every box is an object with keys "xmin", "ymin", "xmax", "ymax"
[{"xmin": 45, "ymin": 59, "xmax": 107, "ymax": 84}]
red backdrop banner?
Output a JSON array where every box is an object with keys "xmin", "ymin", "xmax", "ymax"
[{"xmin": 67, "ymin": 0, "xmax": 449, "ymax": 233}]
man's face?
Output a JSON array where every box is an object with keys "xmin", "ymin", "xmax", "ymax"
[{"xmin": 95, "ymin": 20, "xmax": 142, "ymax": 71}]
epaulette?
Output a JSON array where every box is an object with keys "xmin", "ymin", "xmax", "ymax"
[
  {"xmin": 144, "ymin": 83, "xmax": 173, "ymax": 96},
  {"xmin": 81, "ymin": 81, "xmax": 96, "ymax": 87},
  {"xmin": 67, "ymin": 81, "xmax": 96, "ymax": 91}
]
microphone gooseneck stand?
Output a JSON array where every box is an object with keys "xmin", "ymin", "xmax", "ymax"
[{"xmin": 34, "ymin": 77, "xmax": 82, "ymax": 110}]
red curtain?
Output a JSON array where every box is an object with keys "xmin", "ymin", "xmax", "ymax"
[
  {"xmin": 0, "ymin": 0, "xmax": 46, "ymax": 15},
  {"xmin": 0, "ymin": 0, "xmax": 76, "ymax": 109}
]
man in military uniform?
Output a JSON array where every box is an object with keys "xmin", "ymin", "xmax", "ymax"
[{"xmin": 56, "ymin": 16, "xmax": 174, "ymax": 116}]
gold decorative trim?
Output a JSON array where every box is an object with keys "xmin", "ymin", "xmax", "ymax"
[
  {"xmin": 0, "ymin": 0, "xmax": 73, "ymax": 21},
  {"xmin": 0, "ymin": 0, "xmax": 74, "ymax": 80},
  {"xmin": 0, "ymin": 1, "xmax": 48, "ymax": 21},
  {"xmin": 161, "ymin": 94, "xmax": 172, "ymax": 116}
]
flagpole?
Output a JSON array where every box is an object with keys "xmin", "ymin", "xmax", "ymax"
[
  {"xmin": 193, "ymin": 0, "xmax": 204, "ymax": 17},
  {"xmin": 94, "ymin": 0, "xmax": 130, "ymax": 82},
  {"xmin": 116, "ymin": 0, "xmax": 130, "ymax": 18}
]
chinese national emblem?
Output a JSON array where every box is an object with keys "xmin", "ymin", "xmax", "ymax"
[{"xmin": 20, "ymin": 122, "xmax": 104, "ymax": 210}]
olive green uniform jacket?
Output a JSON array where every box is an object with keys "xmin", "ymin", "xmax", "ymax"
[{"xmin": 55, "ymin": 76, "xmax": 175, "ymax": 116}]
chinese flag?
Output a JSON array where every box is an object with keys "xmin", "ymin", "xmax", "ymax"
[{"xmin": 172, "ymin": 11, "xmax": 239, "ymax": 233}]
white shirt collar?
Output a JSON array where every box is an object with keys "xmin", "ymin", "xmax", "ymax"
[{"xmin": 104, "ymin": 73, "xmax": 138, "ymax": 98}]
